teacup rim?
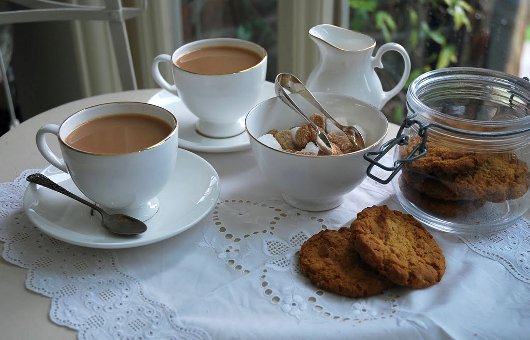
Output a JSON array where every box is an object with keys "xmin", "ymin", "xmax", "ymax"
[
  {"xmin": 58, "ymin": 102, "xmax": 178, "ymax": 156},
  {"xmin": 245, "ymin": 93, "xmax": 389, "ymax": 158},
  {"xmin": 171, "ymin": 38, "xmax": 268, "ymax": 76}
]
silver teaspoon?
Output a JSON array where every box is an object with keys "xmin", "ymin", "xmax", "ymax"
[
  {"xmin": 275, "ymin": 74, "xmax": 333, "ymax": 155},
  {"xmin": 26, "ymin": 173, "xmax": 147, "ymax": 236},
  {"xmin": 276, "ymin": 73, "xmax": 366, "ymax": 151}
]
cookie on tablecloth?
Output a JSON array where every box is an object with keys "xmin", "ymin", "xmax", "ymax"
[
  {"xmin": 351, "ymin": 205, "xmax": 446, "ymax": 288},
  {"xmin": 298, "ymin": 227, "xmax": 396, "ymax": 298}
]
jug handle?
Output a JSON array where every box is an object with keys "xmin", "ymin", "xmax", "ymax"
[{"xmin": 371, "ymin": 43, "xmax": 411, "ymax": 108}]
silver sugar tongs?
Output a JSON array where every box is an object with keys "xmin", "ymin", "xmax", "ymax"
[
  {"xmin": 275, "ymin": 73, "xmax": 333, "ymax": 155},
  {"xmin": 275, "ymin": 73, "xmax": 366, "ymax": 153}
]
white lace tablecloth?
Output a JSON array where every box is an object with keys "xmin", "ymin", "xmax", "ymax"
[{"xmin": 1, "ymin": 154, "xmax": 530, "ymax": 339}]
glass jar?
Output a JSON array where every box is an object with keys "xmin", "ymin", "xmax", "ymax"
[{"xmin": 366, "ymin": 67, "xmax": 530, "ymax": 234}]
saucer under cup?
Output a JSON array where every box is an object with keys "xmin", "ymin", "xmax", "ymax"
[{"xmin": 24, "ymin": 149, "xmax": 220, "ymax": 249}]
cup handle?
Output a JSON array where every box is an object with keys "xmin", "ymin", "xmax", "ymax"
[
  {"xmin": 36, "ymin": 124, "xmax": 68, "ymax": 173},
  {"xmin": 371, "ymin": 42, "xmax": 411, "ymax": 108},
  {"xmin": 152, "ymin": 54, "xmax": 179, "ymax": 96}
]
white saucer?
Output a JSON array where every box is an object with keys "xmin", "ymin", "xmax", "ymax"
[
  {"xmin": 148, "ymin": 81, "xmax": 275, "ymax": 153},
  {"xmin": 23, "ymin": 149, "xmax": 220, "ymax": 249}
]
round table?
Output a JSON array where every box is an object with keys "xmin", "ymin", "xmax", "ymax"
[
  {"xmin": 0, "ymin": 89, "xmax": 403, "ymax": 339},
  {"xmin": 2, "ymin": 89, "xmax": 529, "ymax": 339}
]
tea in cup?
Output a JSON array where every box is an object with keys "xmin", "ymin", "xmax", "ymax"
[
  {"xmin": 36, "ymin": 102, "xmax": 178, "ymax": 221},
  {"xmin": 152, "ymin": 38, "xmax": 267, "ymax": 138}
]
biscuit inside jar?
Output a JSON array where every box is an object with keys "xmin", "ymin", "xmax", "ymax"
[
  {"xmin": 257, "ymin": 113, "xmax": 364, "ymax": 156},
  {"xmin": 399, "ymin": 136, "xmax": 530, "ymax": 217}
]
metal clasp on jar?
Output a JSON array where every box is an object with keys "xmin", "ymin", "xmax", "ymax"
[
  {"xmin": 364, "ymin": 115, "xmax": 429, "ymax": 184},
  {"xmin": 364, "ymin": 98, "xmax": 530, "ymax": 185}
]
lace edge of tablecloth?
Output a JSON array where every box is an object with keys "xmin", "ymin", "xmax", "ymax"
[
  {"xmin": 458, "ymin": 218, "xmax": 530, "ymax": 283},
  {"xmin": 0, "ymin": 169, "xmax": 211, "ymax": 340}
]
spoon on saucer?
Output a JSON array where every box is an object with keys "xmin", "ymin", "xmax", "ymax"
[
  {"xmin": 275, "ymin": 73, "xmax": 366, "ymax": 151},
  {"xmin": 26, "ymin": 173, "xmax": 147, "ymax": 236}
]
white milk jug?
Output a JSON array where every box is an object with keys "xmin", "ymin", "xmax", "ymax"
[{"xmin": 306, "ymin": 24, "xmax": 411, "ymax": 109}]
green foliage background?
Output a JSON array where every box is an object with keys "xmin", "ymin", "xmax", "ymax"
[{"xmin": 349, "ymin": 0, "xmax": 477, "ymax": 122}]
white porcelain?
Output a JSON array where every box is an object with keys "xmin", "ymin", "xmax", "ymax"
[
  {"xmin": 23, "ymin": 149, "xmax": 220, "ymax": 249},
  {"xmin": 35, "ymin": 102, "xmax": 178, "ymax": 221},
  {"xmin": 306, "ymin": 24, "xmax": 411, "ymax": 109},
  {"xmin": 246, "ymin": 93, "xmax": 388, "ymax": 211},
  {"xmin": 148, "ymin": 81, "xmax": 276, "ymax": 153},
  {"xmin": 152, "ymin": 38, "xmax": 267, "ymax": 138}
]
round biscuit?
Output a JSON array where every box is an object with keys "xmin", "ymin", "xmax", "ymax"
[
  {"xmin": 351, "ymin": 206, "xmax": 446, "ymax": 288},
  {"xmin": 399, "ymin": 175, "xmax": 485, "ymax": 217},
  {"xmin": 299, "ymin": 227, "xmax": 395, "ymax": 298}
]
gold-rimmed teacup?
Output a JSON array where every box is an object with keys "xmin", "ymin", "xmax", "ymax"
[
  {"xmin": 35, "ymin": 102, "xmax": 178, "ymax": 221},
  {"xmin": 152, "ymin": 38, "xmax": 267, "ymax": 138}
]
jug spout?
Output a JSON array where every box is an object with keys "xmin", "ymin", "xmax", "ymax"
[{"xmin": 308, "ymin": 24, "xmax": 376, "ymax": 52}]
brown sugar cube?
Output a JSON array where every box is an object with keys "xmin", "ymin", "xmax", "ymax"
[
  {"xmin": 272, "ymin": 129, "xmax": 295, "ymax": 150},
  {"xmin": 293, "ymin": 124, "xmax": 317, "ymax": 149},
  {"xmin": 318, "ymin": 142, "xmax": 343, "ymax": 156},
  {"xmin": 310, "ymin": 113, "xmax": 326, "ymax": 130},
  {"xmin": 328, "ymin": 131, "xmax": 356, "ymax": 154},
  {"xmin": 330, "ymin": 142, "xmax": 343, "ymax": 155}
]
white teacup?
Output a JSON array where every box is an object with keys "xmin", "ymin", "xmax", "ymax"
[
  {"xmin": 152, "ymin": 38, "xmax": 267, "ymax": 138},
  {"xmin": 36, "ymin": 102, "xmax": 178, "ymax": 221}
]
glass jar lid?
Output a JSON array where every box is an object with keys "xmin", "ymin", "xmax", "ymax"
[
  {"xmin": 364, "ymin": 67, "xmax": 530, "ymax": 184},
  {"xmin": 407, "ymin": 67, "xmax": 530, "ymax": 136}
]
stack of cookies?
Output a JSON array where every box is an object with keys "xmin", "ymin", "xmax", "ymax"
[
  {"xmin": 399, "ymin": 136, "xmax": 530, "ymax": 217},
  {"xmin": 299, "ymin": 205, "xmax": 446, "ymax": 298}
]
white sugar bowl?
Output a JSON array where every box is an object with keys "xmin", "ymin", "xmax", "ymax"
[{"xmin": 246, "ymin": 93, "xmax": 388, "ymax": 211}]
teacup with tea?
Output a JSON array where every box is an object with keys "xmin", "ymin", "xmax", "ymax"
[
  {"xmin": 152, "ymin": 38, "xmax": 267, "ymax": 138},
  {"xmin": 36, "ymin": 102, "xmax": 178, "ymax": 221}
]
